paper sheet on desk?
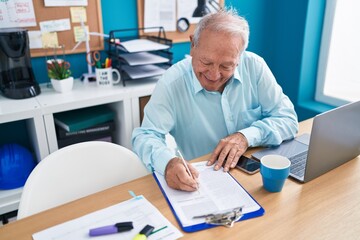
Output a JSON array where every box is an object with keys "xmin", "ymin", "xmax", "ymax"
[
  {"xmin": 154, "ymin": 161, "xmax": 261, "ymax": 228},
  {"xmin": 32, "ymin": 196, "xmax": 183, "ymax": 240}
]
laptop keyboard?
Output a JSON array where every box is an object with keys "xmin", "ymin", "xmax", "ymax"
[{"xmin": 289, "ymin": 151, "xmax": 308, "ymax": 178}]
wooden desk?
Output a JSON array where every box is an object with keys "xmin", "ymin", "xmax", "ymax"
[{"xmin": 0, "ymin": 119, "xmax": 359, "ymax": 240}]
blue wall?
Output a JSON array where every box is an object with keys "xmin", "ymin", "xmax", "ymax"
[{"xmin": 232, "ymin": 0, "xmax": 330, "ymax": 120}]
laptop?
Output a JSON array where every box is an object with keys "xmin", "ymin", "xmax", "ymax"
[{"xmin": 252, "ymin": 100, "xmax": 360, "ymax": 183}]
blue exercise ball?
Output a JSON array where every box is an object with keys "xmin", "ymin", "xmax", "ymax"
[{"xmin": 0, "ymin": 143, "xmax": 36, "ymax": 190}]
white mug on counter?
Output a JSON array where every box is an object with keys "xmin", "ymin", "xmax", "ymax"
[{"xmin": 95, "ymin": 67, "xmax": 121, "ymax": 87}]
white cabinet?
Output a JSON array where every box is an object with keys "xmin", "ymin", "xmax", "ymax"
[
  {"xmin": 0, "ymin": 78, "xmax": 157, "ymax": 216},
  {"xmin": 0, "ymin": 96, "xmax": 48, "ymax": 216}
]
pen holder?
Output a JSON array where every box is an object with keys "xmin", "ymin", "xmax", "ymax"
[{"xmin": 95, "ymin": 67, "xmax": 121, "ymax": 87}]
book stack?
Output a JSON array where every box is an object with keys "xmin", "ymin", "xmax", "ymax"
[{"xmin": 54, "ymin": 105, "xmax": 116, "ymax": 149}]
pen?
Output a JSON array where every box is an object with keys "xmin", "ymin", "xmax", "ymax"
[
  {"xmin": 132, "ymin": 224, "xmax": 154, "ymax": 240},
  {"xmin": 95, "ymin": 60, "xmax": 102, "ymax": 69},
  {"xmin": 89, "ymin": 221, "xmax": 133, "ymax": 237},
  {"xmin": 107, "ymin": 58, "xmax": 112, "ymax": 68},
  {"xmin": 177, "ymin": 149, "xmax": 199, "ymax": 190},
  {"xmin": 177, "ymin": 149, "xmax": 193, "ymax": 179},
  {"xmin": 149, "ymin": 226, "xmax": 168, "ymax": 235}
]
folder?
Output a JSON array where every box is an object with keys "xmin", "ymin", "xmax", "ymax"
[{"xmin": 153, "ymin": 161, "xmax": 265, "ymax": 232}]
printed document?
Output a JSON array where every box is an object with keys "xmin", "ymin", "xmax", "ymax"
[
  {"xmin": 117, "ymin": 39, "xmax": 170, "ymax": 53},
  {"xmin": 144, "ymin": 0, "xmax": 176, "ymax": 32},
  {"xmin": 33, "ymin": 196, "xmax": 183, "ymax": 240},
  {"xmin": 154, "ymin": 161, "xmax": 261, "ymax": 227}
]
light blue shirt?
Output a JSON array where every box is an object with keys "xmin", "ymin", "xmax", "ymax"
[{"xmin": 132, "ymin": 51, "xmax": 298, "ymax": 175}]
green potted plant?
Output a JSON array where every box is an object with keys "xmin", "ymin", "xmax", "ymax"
[{"xmin": 47, "ymin": 58, "xmax": 73, "ymax": 93}]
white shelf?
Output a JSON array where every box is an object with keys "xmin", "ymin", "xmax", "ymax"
[
  {"xmin": 0, "ymin": 78, "xmax": 158, "ymax": 217},
  {"xmin": 35, "ymin": 81, "xmax": 128, "ymax": 113},
  {"xmin": 0, "ymin": 95, "xmax": 40, "ymax": 123},
  {"xmin": 0, "ymin": 188, "xmax": 23, "ymax": 215}
]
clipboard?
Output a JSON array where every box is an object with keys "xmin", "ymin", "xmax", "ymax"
[{"xmin": 153, "ymin": 161, "xmax": 265, "ymax": 232}]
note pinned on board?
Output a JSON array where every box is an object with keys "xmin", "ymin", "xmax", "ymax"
[
  {"xmin": 44, "ymin": 0, "xmax": 88, "ymax": 7},
  {"xmin": 40, "ymin": 18, "xmax": 71, "ymax": 33},
  {"xmin": 41, "ymin": 32, "xmax": 59, "ymax": 48},
  {"xmin": 70, "ymin": 7, "xmax": 87, "ymax": 23},
  {"xmin": 28, "ymin": 31, "xmax": 43, "ymax": 49},
  {"xmin": 0, "ymin": 0, "xmax": 37, "ymax": 28},
  {"xmin": 73, "ymin": 25, "xmax": 89, "ymax": 42}
]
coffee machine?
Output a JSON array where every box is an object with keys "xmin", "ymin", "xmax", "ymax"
[{"xmin": 0, "ymin": 28, "xmax": 40, "ymax": 99}]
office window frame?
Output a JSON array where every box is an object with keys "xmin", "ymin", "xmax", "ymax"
[{"xmin": 315, "ymin": 0, "xmax": 360, "ymax": 106}]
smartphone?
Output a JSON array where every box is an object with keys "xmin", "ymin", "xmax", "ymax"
[{"xmin": 236, "ymin": 155, "xmax": 260, "ymax": 174}]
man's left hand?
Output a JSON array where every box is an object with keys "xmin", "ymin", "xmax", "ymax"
[{"xmin": 207, "ymin": 132, "xmax": 249, "ymax": 171}]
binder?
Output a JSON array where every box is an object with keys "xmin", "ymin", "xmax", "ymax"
[
  {"xmin": 54, "ymin": 105, "xmax": 114, "ymax": 132},
  {"xmin": 153, "ymin": 161, "xmax": 265, "ymax": 232},
  {"xmin": 55, "ymin": 120, "xmax": 115, "ymax": 139}
]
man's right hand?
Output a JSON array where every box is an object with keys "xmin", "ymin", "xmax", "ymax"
[{"xmin": 164, "ymin": 157, "xmax": 199, "ymax": 192}]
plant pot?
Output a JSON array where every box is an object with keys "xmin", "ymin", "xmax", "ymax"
[{"xmin": 51, "ymin": 77, "xmax": 74, "ymax": 93}]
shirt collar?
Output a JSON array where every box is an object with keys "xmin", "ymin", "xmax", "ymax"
[
  {"xmin": 191, "ymin": 68, "xmax": 203, "ymax": 94},
  {"xmin": 233, "ymin": 67, "xmax": 242, "ymax": 84}
]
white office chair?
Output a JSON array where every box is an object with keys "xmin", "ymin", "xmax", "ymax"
[{"xmin": 17, "ymin": 141, "xmax": 149, "ymax": 219}]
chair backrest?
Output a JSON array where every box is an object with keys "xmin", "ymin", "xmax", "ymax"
[{"xmin": 17, "ymin": 141, "xmax": 149, "ymax": 219}]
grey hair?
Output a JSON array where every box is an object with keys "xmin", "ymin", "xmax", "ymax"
[{"xmin": 192, "ymin": 7, "xmax": 250, "ymax": 51}]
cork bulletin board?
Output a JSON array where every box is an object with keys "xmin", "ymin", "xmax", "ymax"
[
  {"xmin": 27, "ymin": 0, "xmax": 103, "ymax": 57},
  {"xmin": 137, "ymin": 0, "xmax": 224, "ymax": 43}
]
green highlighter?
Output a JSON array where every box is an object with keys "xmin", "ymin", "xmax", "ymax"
[{"xmin": 133, "ymin": 225, "xmax": 154, "ymax": 240}]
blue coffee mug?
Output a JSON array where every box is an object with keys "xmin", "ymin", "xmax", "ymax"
[{"xmin": 260, "ymin": 155, "xmax": 291, "ymax": 192}]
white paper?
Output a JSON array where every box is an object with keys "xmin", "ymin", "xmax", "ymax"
[
  {"xmin": 0, "ymin": 0, "xmax": 36, "ymax": 28},
  {"xmin": 154, "ymin": 161, "xmax": 261, "ymax": 227},
  {"xmin": 33, "ymin": 196, "xmax": 183, "ymax": 240},
  {"xmin": 40, "ymin": 18, "xmax": 71, "ymax": 33},
  {"xmin": 118, "ymin": 39, "xmax": 170, "ymax": 53},
  {"xmin": 28, "ymin": 31, "xmax": 43, "ymax": 49},
  {"xmin": 44, "ymin": 0, "xmax": 88, "ymax": 7},
  {"xmin": 122, "ymin": 65, "xmax": 166, "ymax": 79},
  {"xmin": 144, "ymin": 0, "xmax": 176, "ymax": 32},
  {"xmin": 119, "ymin": 52, "xmax": 169, "ymax": 66}
]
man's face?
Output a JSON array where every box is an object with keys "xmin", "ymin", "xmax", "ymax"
[{"xmin": 190, "ymin": 29, "xmax": 243, "ymax": 92}]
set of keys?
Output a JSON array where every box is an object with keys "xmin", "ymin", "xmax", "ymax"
[{"xmin": 193, "ymin": 207, "xmax": 243, "ymax": 228}]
